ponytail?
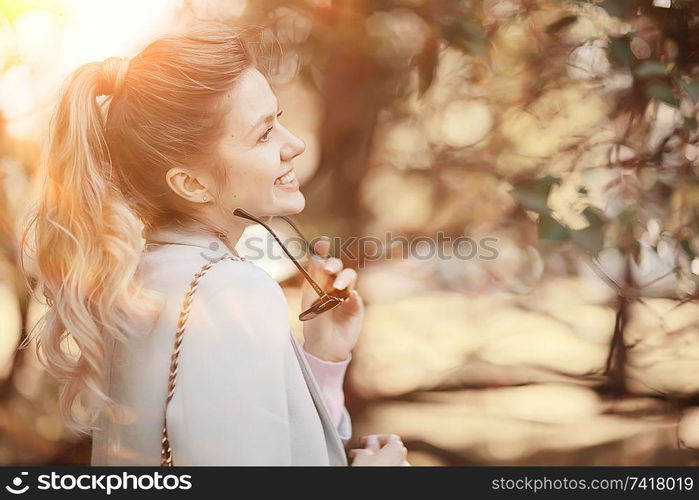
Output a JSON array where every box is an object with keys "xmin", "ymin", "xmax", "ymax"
[{"xmin": 20, "ymin": 58, "xmax": 163, "ymax": 436}]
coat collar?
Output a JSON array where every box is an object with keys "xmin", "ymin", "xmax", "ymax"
[{"xmin": 144, "ymin": 225, "xmax": 235, "ymax": 255}]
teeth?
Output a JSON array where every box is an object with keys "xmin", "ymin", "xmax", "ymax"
[{"xmin": 274, "ymin": 171, "xmax": 295, "ymax": 185}]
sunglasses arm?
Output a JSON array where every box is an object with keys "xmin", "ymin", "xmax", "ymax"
[
  {"xmin": 233, "ymin": 208, "xmax": 326, "ymax": 297},
  {"xmin": 278, "ymin": 215, "xmax": 319, "ymax": 256}
]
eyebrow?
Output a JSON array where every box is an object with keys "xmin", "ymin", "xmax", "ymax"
[{"xmin": 246, "ymin": 95, "xmax": 281, "ymax": 139}]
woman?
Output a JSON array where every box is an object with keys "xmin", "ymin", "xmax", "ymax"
[{"xmin": 20, "ymin": 22, "xmax": 408, "ymax": 466}]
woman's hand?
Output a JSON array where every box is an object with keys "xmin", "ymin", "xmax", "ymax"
[
  {"xmin": 349, "ymin": 434, "xmax": 411, "ymax": 466},
  {"xmin": 301, "ymin": 237, "xmax": 364, "ymax": 362}
]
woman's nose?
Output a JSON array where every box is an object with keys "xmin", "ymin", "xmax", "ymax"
[{"xmin": 281, "ymin": 132, "xmax": 306, "ymax": 161}]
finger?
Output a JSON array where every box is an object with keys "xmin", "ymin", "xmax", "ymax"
[
  {"xmin": 366, "ymin": 434, "xmax": 402, "ymax": 447},
  {"xmin": 363, "ymin": 434, "xmax": 380, "ymax": 453},
  {"xmin": 382, "ymin": 440, "xmax": 408, "ymax": 459},
  {"xmin": 332, "ymin": 267, "xmax": 357, "ymax": 291},
  {"xmin": 360, "ymin": 433, "xmax": 400, "ymax": 447},
  {"xmin": 335, "ymin": 290, "xmax": 363, "ymax": 318},
  {"xmin": 348, "ymin": 448, "xmax": 372, "ymax": 459},
  {"xmin": 367, "ymin": 440, "xmax": 407, "ymax": 465},
  {"xmin": 308, "ymin": 256, "xmax": 342, "ymax": 289},
  {"xmin": 322, "ymin": 257, "xmax": 343, "ymax": 274},
  {"xmin": 308, "ymin": 250, "xmax": 342, "ymax": 288},
  {"xmin": 360, "ymin": 433, "xmax": 393, "ymax": 446},
  {"xmin": 311, "ymin": 237, "xmax": 331, "ymax": 258}
]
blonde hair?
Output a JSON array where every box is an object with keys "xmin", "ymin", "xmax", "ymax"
[{"xmin": 19, "ymin": 22, "xmax": 262, "ymax": 436}]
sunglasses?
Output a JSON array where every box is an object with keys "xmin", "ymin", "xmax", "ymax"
[{"xmin": 233, "ymin": 208, "xmax": 351, "ymax": 321}]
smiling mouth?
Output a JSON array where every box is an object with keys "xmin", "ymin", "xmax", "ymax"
[{"xmin": 274, "ymin": 170, "xmax": 296, "ymax": 185}]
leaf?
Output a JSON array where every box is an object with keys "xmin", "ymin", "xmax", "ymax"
[
  {"xmin": 646, "ymin": 82, "xmax": 679, "ymax": 107},
  {"xmin": 512, "ymin": 176, "xmax": 560, "ymax": 214},
  {"xmin": 599, "ymin": 0, "xmax": 635, "ymax": 19},
  {"xmin": 458, "ymin": 20, "xmax": 486, "ymax": 41},
  {"xmin": 608, "ymin": 36, "xmax": 635, "ymax": 68},
  {"xmin": 538, "ymin": 214, "xmax": 571, "ymax": 242},
  {"xmin": 617, "ymin": 207, "xmax": 637, "ymax": 225},
  {"xmin": 680, "ymin": 239, "xmax": 695, "ymax": 259},
  {"xmin": 634, "ymin": 60, "xmax": 669, "ymax": 79},
  {"xmin": 461, "ymin": 38, "xmax": 488, "ymax": 58},
  {"xmin": 415, "ymin": 35, "xmax": 439, "ymax": 97},
  {"xmin": 546, "ymin": 16, "xmax": 578, "ymax": 35},
  {"xmin": 679, "ymin": 80, "xmax": 699, "ymax": 101},
  {"xmin": 570, "ymin": 208, "xmax": 606, "ymax": 256},
  {"xmin": 631, "ymin": 240, "xmax": 643, "ymax": 267},
  {"xmin": 457, "ymin": 21, "xmax": 488, "ymax": 58},
  {"xmin": 443, "ymin": 20, "xmax": 487, "ymax": 57}
]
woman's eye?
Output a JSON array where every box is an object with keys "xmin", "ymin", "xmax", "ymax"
[
  {"xmin": 259, "ymin": 127, "xmax": 273, "ymax": 143},
  {"xmin": 258, "ymin": 111, "xmax": 283, "ymax": 143}
]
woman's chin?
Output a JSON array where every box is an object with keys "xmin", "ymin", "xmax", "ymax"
[{"xmin": 275, "ymin": 193, "xmax": 305, "ymax": 216}]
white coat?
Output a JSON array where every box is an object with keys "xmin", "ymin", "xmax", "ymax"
[{"xmin": 90, "ymin": 225, "xmax": 351, "ymax": 465}]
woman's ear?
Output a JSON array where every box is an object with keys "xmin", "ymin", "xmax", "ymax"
[{"xmin": 165, "ymin": 167, "xmax": 209, "ymax": 203}]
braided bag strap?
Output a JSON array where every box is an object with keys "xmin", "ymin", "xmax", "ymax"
[{"xmin": 160, "ymin": 255, "xmax": 246, "ymax": 466}]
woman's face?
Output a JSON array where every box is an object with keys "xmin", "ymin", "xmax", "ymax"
[{"xmin": 195, "ymin": 67, "xmax": 307, "ymax": 222}]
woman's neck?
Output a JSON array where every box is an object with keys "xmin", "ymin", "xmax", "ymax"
[{"xmin": 170, "ymin": 218, "xmax": 248, "ymax": 257}]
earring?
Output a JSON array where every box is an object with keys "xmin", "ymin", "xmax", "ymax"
[{"xmin": 203, "ymin": 195, "xmax": 208, "ymax": 202}]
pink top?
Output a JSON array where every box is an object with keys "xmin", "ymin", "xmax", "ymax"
[{"xmin": 302, "ymin": 348, "xmax": 351, "ymax": 429}]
